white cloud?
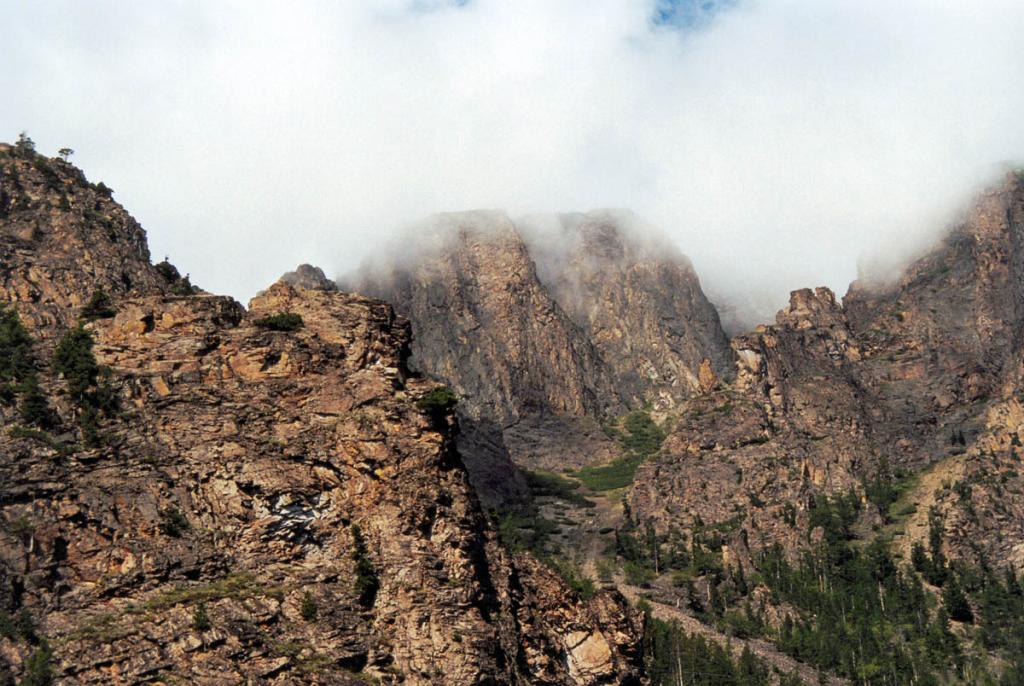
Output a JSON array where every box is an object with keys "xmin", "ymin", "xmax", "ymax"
[{"xmin": 2, "ymin": 0, "xmax": 1023, "ymax": 325}]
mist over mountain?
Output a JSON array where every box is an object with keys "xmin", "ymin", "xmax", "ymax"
[
  {"xmin": 3, "ymin": 1, "xmax": 1024, "ymax": 323},
  {"xmin": 6, "ymin": 2, "xmax": 1024, "ymax": 684}
]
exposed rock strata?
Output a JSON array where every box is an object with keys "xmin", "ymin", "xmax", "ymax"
[
  {"xmin": 346, "ymin": 211, "xmax": 733, "ymax": 499},
  {"xmin": 632, "ymin": 173, "xmax": 1024, "ymax": 572},
  {"xmin": 0, "ymin": 147, "xmax": 644, "ymax": 685}
]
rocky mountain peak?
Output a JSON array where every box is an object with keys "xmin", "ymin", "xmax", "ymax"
[
  {"xmin": 0, "ymin": 147, "xmax": 643, "ymax": 686},
  {"xmin": 346, "ymin": 210, "xmax": 734, "ymax": 486},
  {"xmin": 0, "ymin": 145, "xmax": 171, "ymax": 333},
  {"xmin": 279, "ymin": 263, "xmax": 338, "ymax": 291}
]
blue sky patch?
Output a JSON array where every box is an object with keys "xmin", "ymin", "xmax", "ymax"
[{"xmin": 653, "ymin": 0, "xmax": 738, "ymax": 30}]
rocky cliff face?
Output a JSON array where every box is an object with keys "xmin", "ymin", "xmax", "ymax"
[
  {"xmin": 632, "ymin": 173, "xmax": 1024, "ymax": 572},
  {"xmin": 631, "ymin": 286, "xmax": 879, "ymax": 558},
  {"xmin": 0, "ymin": 145, "xmax": 644, "ymax": 685},
  {"xmin": 346, "ymin": 211, "xmax": 732, "ymax": 492},
  {"xmin": 0, "ymin": 143, "xmax": 168, "ymax": 334},
  {"xmin": 350, "ymin": 212, "xmax": 621, "ymax": 427},
  {"xmin": 524, "ymin": 211, "xmax": 733, "ymax": 411}
]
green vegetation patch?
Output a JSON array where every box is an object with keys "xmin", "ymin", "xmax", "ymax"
[
  {"xmin": 53, "ymin": 324, "xmax": 119, "ymax": 446},
  {"xmin": 570, "ymin": 409, "xmax": 666, "ymax": 492},
  {"xmin": 7, "ymin": 425, "xmax": 72, "ymax": 455},
  {"xmin": 0, "ymin": 306, "xmax": 56, "ymax": 428},
  {"xmin": 546, "ymin": 557, "xmax": 596, "ymax": 599},
  {"xmin": 350, "ymin": 524, "xmax": 379, "ymax": 608},
  {"xmin": 80, "ymin": 289, "xmax": 116, "ymax": 320},
  {"xmin": 644, "ymin": 613, "xmax": 784, "ymax": 686},
  {"xmin": 523, "ymin": 469, "xmax": 594, "ymax": 507},
  {"xmin": 415, "ymin": 385, "xmax": 458, "ymax": 419},
  {"xmin": 158, "ymin": 506, "xmax": 191, "ymax": 538},
  {"xmin": 0, "ymin": 306, "xmax": 36, "ymax": 387},
  {"xmin": 133, "ymin": 572, "xmax": 284, "ymax": 614},
  {"xmin": 254, "ymin": 312, "xmax": 304, "ymax": 331},
  {"xmin": 754, "ymin": 492, "xmax": 1024, "ymax": 684},
  {"xmin": 621, "ymin": 409, "xmax": 667, "ymax": 457},
  {"xmin": 573, "ymin": 454, "xmax": 645, "ymax": 492}
]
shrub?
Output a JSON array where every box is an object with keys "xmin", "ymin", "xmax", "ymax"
[
  {"xmin": 496, "ymin": 511, "xmax": 558, "ymax": 553},
  {"xmin": 523, "ymin": 470, "xmax": 594, "ymax": 507},
  {"xmin": 0, "ymin": 306, "xmax": 35, "ymax": 387},
  {"xmin": 154, "ymin": 260, "xmax": 182, "ymax": 283},
  {"xmin": 300, "ymin": 591, "xmax": 318, "ymax": 621},
  {"xmin": 623, "ymin": 560, "xmax": 656, "ymax": 587},
  {"xmin": 53, "ymin": 325, "xmax": 118, "ymax": 444},
  {"xmin": 159, "ymin": 506, "xmax": 190, "ymax": 538},
  {"xmin": 350, "ymin": 524, "xmax": 379, "ymax": 608},
  {"xmin": 19, "ymin": 644, "xmax": 53, "ymax": 686},
  {"xmin": 0, "ymin": 308, "xmax": 54, "ymax": 426},
  {"xmin": 253, "ymin": 312, "xmax": 304, "ymax": 332},
  {"xmin": 170, "ymin": 274, "xmax": 198, "ymax": 296},
  {"xmin": 621, "ymin": 410, "xmax": 666, "ymax": 457},
  {"xmin": 0, "ymin": 609, "xmax": 37, "ymax": 643},
  {"xmin": 53, "ymin": 326, "xmax": 99, "ymax": 402},
  {"xmin": 14, "ymin": 132, "xmax": 36, "ymax": 158},
  {"xmin": 547, "ymin": 558, "xmax": 596, "ymax": 599},
  {"xmin": 80, "ymin": 290, "xmax": 116, "ymax": 320},
  {"xmin": 191, "ymin": 602, "xmax": 211, "ymax": 631},
  {"xmin": 7, "ymin": 426, "xmax": 67, "ymax": 454},
  {"xmin": 415, "ymin": 385, "xmax": 458, "ymax": 421},
  {"xmin": 944, "ymin": 576, "xmax": 974, "ymax": 623},
  {"xmin": 18, "ymin": 376, "xmax": 54, "ymax": 429},
  {"xmin": 154, "ymin": 259, "xmax": 199, "ymax": 295}
]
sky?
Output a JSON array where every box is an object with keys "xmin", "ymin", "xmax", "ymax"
[{"xmin": 2, "ymin": 0, "xmax": 1024, "ymax": 325}]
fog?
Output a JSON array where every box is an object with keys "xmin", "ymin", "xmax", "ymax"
[{"xmin": 2, "ymin": 1, "xmax": 1024, "ymax": 326}]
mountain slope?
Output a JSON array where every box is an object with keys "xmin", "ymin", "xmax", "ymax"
[
  {"xmin": 0, "ymin": 143, "xmax": 644, "ymax": 686},
  {"xmin": 346, "ymin": 210, "xmax": 733, "ymax": 502}
]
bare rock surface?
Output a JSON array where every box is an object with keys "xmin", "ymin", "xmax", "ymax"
[
  {"xmin": 632, "ymin": 173, "xmax": 1024, "ymax": 573},
  {"xmin": 0, "ymin": 146, "xmax": 644, "ymax": 686}
]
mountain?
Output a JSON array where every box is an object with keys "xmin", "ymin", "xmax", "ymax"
[
  {"xmin": 7, "ymin": 133, "xmax": 1024, "ymax": 685},
  {"xmin": 345, "ymin": 210, "xmax": 733, "ymax": 510},
  {"xmin": 632, "ymin": 172, "xmax": 1024, "ymax": 567},
  {"xmin": 348, "ymin": 174, "xmax": 1024, "ymax": 682},
  {"xmin": 0, "ymin": 142, "xmax": 643, "ymax": 685},
  {"xmin": 623, "ymin": 173, "xmax": 1024, "ymax": 682},
  {"xmin": 522, "ymin": 211, "xmax": 733, "ymax": 410}
]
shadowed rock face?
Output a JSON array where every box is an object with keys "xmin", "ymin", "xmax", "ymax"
[
  {"xmin": 843, "ymin": 176, "xmax": 1024, "ymax": 469},
  {"xmin": 0, "ymin": 146, "xmax": 644, "ymax": 686},
  {"xmin": 349, "ymin": 212, "xmax": 621, "ymax": 426},
  {"xmin": 631, "ymin": 286, "xmax": 879, "ymax": 559},
  {"xmin": 632, "ymin": 173, "xmax": 1024, "ymax": 574},
  {"xmin": 345, "ymin": 210, "xmax": 734, "ymax": 491},
  {"xmin": 526, "ymin": 212, "xmax": 734, "ymax": 412}
]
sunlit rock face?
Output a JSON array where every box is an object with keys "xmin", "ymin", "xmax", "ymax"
[
  {"xmin": 633, "ymin": 174, "xmax": 1024, "ymax": 577},
  {"xmin": 0, "ymin": 146, "xmax": 644, "ymax": 686}
]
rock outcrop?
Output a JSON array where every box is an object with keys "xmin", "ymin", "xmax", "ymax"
[
  {"xmin": 346, "ymin": 211, "xmax": 733, "ymax": 491},
  {"xmin": 0, "ymin": 144, "xmax": 644, "ymax": 685},
  {"xmin": 0, "ymin": 143, "xmax": 168, "ymax": 334},
  {"xmin": 632, "ymin": 172, "xmax": 1024, "ymax": 572},
  {"xmin": 525, "ymin": 211, "xmax": 733, "ymax": 411},
  {"xmin": 631, "ymin": 286, "xmax": 878, "ymax": 556},
  {"xmin": 280, "ymin": 264, "xmax": 338, "ymax": 292}
]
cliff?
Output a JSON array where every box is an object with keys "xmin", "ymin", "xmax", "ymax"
[
  {"xmin": 0, "ymin": 144, "xmax": 644, "ymax": 685},
  {"xmin": 346, "ymin": 211, "xmax": 733, "ymax": 497}
]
